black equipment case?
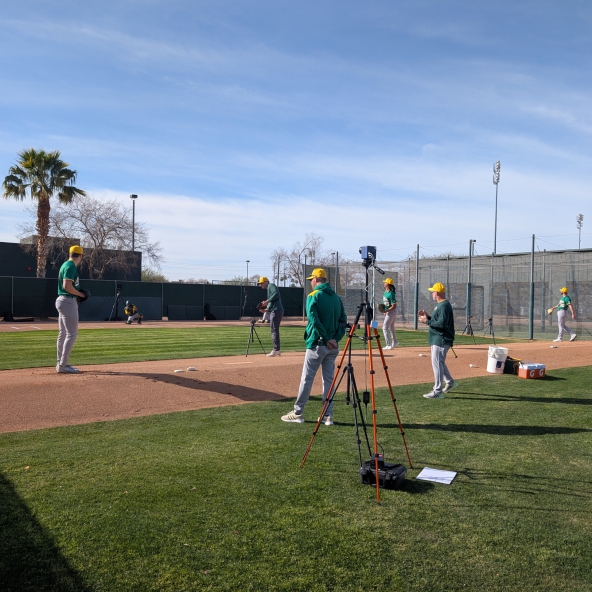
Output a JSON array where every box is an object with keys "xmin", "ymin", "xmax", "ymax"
[{"xmin": 359, "ymin": 460, "xmax": 406, "ymax": 490}]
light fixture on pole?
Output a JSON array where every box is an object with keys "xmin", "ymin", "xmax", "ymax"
[
  {"xmin": 130, "ymin": 194, "xmax": 138, "ymax": 251},
  {"xmin": 492, "ymin": 161, "xmax": 500, "ymax": 255},
  {"xmin": 246, "ymin": 260, "xmax": 250, "ymax": 283},
  {"xmin": 577, "ymin": 214, "xmax": 584, "ymax": 249}
]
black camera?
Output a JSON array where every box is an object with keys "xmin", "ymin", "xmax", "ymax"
[{"xmin": 359, "ymin": 246, "xmax": 376, "ymax": 261}]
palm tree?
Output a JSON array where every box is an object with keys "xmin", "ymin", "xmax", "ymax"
[{"xmin": 3, "ymin": 149, "xmax": 86, "ymax": 277}]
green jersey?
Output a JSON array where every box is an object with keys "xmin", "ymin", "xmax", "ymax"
[
  {"xmin": 383, "ymin": 289, "xmax": 396, "ymax": 311},
  {"xmin": 266, "ymin": 283, "xmax": 284, "ymax": 312},
  {"xmin": 57, "ymin": 260, "xmax": 80, "ymax": 297},
  {"xmin": 557, "ymin": 296, "xmax": 571, "ymax": 311},
  {"xmin": 304, "ymin": 282, "xmax": 347, "ymax": 349},
  {"xmin": 426, "ymin": 299, "xmax": 455, "ymax": 347}
]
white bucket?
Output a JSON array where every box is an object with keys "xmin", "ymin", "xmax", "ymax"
[{"xmin": 487, "ymin": 346, "xmax": 509, "ymax": 374}]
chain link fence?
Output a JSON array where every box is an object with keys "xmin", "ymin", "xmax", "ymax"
[{"xmin": 304, "ymin": 248, "xmax": 592, "ymax": 340}]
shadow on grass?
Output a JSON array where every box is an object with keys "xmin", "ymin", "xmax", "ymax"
[
  {"xmin": 453, "ymin": 392, "xmax": 592, "ymax": 405},
  {"xmin": 0, "ymin": 473, "xmax": 89, "ymax": 591},
  {"xmin": 456, "ymin": 467, "xmax": 592, "ymax": 505},
  {"xmin": 395, "ymin": 423, "xmax": 592, "ymax": 436},
  {"xmin": 94, "ymin": 371, "xmax": 286, "ymax": 403}
]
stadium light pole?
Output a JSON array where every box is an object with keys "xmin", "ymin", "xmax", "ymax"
[
  {"xmin": 493, "ymin": 161, "xmax": 500, "ymax": 255},
  {"xmin": 130, "ymin": 194, "xmax": 138, "ymax": 251},
  {"xmin": 577, "ymin": 214, "xmax": 584, "ymax": 249},
  {"xmin": 245, "ymin": 260, "xmax": 250, "ymax": 283}
]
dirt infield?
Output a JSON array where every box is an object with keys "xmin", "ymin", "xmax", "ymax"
[{"xmin": 0, "ymin": 338, "xmax": 590, "ymax": 434}]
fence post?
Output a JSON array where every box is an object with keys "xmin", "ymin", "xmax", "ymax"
[
  {"xmin": 467, "ymin": 240, "xmax": 475, "ymax": 328},
  {"xmin": 302, "ymin": 260, "xmax": 306, "ymax": 321},
  {"xmin": 413, "ymin": 245, "xmax": 419, "ymax": 330},
  {"xmin": 541, "ymin": 249, "xmax": 547, "ymax": 333},
  {"xmin": 529, "ymin": 234, "xmax": 535, "ymax": 339}
]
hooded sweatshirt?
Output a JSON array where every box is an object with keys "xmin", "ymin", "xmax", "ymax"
[{"xmin": 304, "ymin": 281, "xmax": 347, "ymax": 349}]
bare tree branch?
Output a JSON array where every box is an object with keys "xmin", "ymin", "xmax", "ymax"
[{"xmin": 18, "ymin": 195, "xmax": 163, "ymax": 279}]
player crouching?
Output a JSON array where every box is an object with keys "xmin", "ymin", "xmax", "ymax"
[{"xmin": 124, "ymin": 301, "xmax": 143, "ymax": 324}]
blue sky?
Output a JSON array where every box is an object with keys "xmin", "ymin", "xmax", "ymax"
[{"xmin": 1, "ymin": 1, "xmax": 591, "ymax": 281}]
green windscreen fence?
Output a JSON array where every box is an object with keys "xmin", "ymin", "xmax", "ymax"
[
  {"xmin": 0, "ymin": 277, "xmax": 12, "ymax": 317},
  {"xmin": 1, "ymin": 277, "xmax": 304, "ymax": 321}
]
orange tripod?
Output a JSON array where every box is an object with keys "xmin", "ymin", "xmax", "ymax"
[{"xmin": 300, "ymin": 300, "xmax": 413, "ymax": 504}]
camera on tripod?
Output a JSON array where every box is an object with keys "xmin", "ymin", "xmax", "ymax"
[
  {"xmin": 359, "ymin": 246, "xmax": 385, "ymax": 275},
  {"xmin": 359, "ymin": 246, "xmax": 376, "ymax": 268}
]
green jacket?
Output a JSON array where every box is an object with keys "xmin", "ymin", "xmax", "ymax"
[
  {"xmin": 304, "ymin": 282, "xmax": 347, "ymax": 349},
  {"xmin": 266, "ymin": 283, "xmax": 284, "ymax": 312},
  {"xmin": 426, "ymin": 299, "xmax": 455, "ymax": 346}
]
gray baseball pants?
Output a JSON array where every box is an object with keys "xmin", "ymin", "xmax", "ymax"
[
  {"xmin": 431, "ymin": 344, "xmax": 453, "ymax": 394},
  {"xmin": 56, "ymin": 296, "xmax": 79, "ymax": 367},
  {"xmin": 382, "ymin": 310, "xmax": 397, "ymax": 347},
  {"xmin": 269, "ymin": 310, "xmax": 283, "ymax": 351},
  {"xmin": 294, "ymin": 345, "xmax": 339, "ymax": 417},
  {"xmin": 557, "ymin": 310, "xmax": 574, "ymax": 340}
]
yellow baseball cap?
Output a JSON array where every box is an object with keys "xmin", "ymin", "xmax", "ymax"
[
  {"xmin": 428, "ymin": 282, "xmax": 446, "ymax": 293},
  {"xmin": 257, "ymin": 276, "xmax": 269, "ymax": 284},
  {"xmin": 383, "ymin": 278, "xmax": 394, "ymax": 285},
  {"xmin": 69, "ymin": 245, "xmax": 83, "ymax": 255},
  {"xmin": 306, "ymin": 268, "xmax": 327, "ymax": 280},
  {"xmin": 560, "ymin": 287, "xmax": 568, "ymax": 293}
]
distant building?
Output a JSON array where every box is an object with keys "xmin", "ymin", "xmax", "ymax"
[{"xmin": 0, "ymin": 240, "xmax": 141, "ymax": 281}]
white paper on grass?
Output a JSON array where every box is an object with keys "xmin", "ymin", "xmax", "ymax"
[{"xmin": 416, "ymin": 467, "xmax": 457, "ymax": 485}]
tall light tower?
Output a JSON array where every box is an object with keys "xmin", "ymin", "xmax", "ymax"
[
  {"xmin": 492, "ymin": 161, "xmax": 500, "ymax": 255},
  {"xmin": 130, "ymin": 194, "xmax": 138, "ymax": 251},
  {"xmin": 577, "ymin": 214, "xmax": 584, "ymax": 249},
  {"xmin": 245, "ymin": 260, "xmax": 250, "ymax": 283}
]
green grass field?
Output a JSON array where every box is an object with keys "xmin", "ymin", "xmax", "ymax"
[
  {"xmin": 1, "ymin": 327, "xmax": 590, "ymax": 591},
  {"xmin": 0, "ymin": 326, "xmax": 510, "ymax": 370},
  {"xmin": 0, "ymin": 328, "xmax": 592, "ymax": 592}
]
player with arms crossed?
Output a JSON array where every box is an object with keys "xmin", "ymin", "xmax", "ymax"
[{"xmin": 281, "ymin": 268, "xmax": 347, "ymax": 425}]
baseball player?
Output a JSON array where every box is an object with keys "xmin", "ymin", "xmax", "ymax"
[
  {"xmin": 382, "ymin": 278, "xmax": 398, "ymax": 349},
  {"xmin": 418, "ymin": 282, "xmax": 458, "ymax": 398},
  {"xmin": 257, "ymin": 276, "xmax": 284, "ymax": 356},
  {"xmin": 55, "ymin": 245, "xmax": 86, "ymax": 374},
  {"xmin": 281, "ymin": 268, "xmax": 347, "ymax": 425},
  {"xmin": 124, "ymin": 301, "xmax": 143, "ymax": 324},
  {"xmin": 548, "ymin": 287, "xmax": 576, "ymax": 342}
]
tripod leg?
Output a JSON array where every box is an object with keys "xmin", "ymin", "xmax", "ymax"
[
  {"xmin": 373, "ymin": 328, "xmax": 413, "ymax": 468},
  {"xmin": 253, "ymin": 325, "xmax": 267, "ymax": 354},
  {"xmin": 366, "ymin": 325, "xmax": 381, "ymax": 504},
  {"xmin": 245, "ymin": 324, "xmax": 254, "ymax": 357},
  {"xmin": 300, "ymin": 329, "xmax": 357, "ymax": 469},
  {"xmin": 348, "ymin": 367, "xmax": 373, "ymax": 464},
  {"xmin": 300, "ymin": 361, "xmax": 349, "ymax": 468}
]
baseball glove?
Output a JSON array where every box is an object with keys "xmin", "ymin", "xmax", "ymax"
[
  {"xmin": 547, "ymin": 308, "xmax": 553, "ymax": 315},
  {"xmin": 378, "ymin": 303, "xmax": 386, "ymax": 313},
  {"xmin": 257, "ymin": 301, "xmax": 266, "ymax": 313},
  {"xmin": 78, "ymin": 288, "xmax": 91, "ymax": 303}
]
